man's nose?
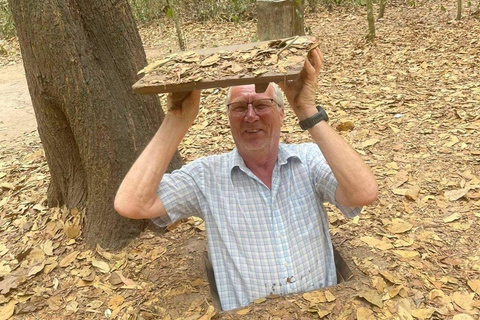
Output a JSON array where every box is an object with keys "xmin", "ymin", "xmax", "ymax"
[{"xmin": 244, "ymin": 105, "xmax": 258, "ymax": 122}]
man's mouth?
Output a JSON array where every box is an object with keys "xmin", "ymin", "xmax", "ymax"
[{"xmin": 245, "ymin": 129, "xmax": 261, "ymax": 133}]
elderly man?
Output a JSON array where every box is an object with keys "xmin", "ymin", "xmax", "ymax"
[{"xmin": 115, "ymin": 48, "xmax": 378, "ymax": 310}]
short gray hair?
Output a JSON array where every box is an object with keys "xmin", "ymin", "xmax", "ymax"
[{"xmin": 226, "ymin": 83, "xmax": 284, "ymax": 109}]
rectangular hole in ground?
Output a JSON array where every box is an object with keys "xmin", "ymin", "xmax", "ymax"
[
  {"xmin": 204, "ymin": 245, "xmax": 355, "ymax": 311},
  {"xmin": 333, "ymin": 245, "xmax": 354, "ymax": 284}
]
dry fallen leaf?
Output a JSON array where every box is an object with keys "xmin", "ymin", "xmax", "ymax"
[
  {"xmin": 236, "ymin": 308, "xmax": 250, "ymax": 315},
  {"xmin": 452, "ymin": 291, "xmax": 473, "ymax": 310},
  {"xmin": 356, "ymin": 307, "xmax": 375, "ymax": 320},
  {"xmin": 41, "ymin": 240, "xmax": 54, "ymax": 256},
  {"xmin": 82, "ymin": 269, "xmax": 96, "ymax": 282},
  {"xmin": 385, "ymin": 285, "xmax": 404, "ymax": 299},
  {"xmin": 64, "ymin": 222, "xmax": 80, "ymax": 239},
  {"xmin": 0, "ymin": 275, "xmax": 18, "ymax": 295},
  {"xmin": 405, "ymin": 185, "xmax": 421, "ymax": 201},
  {"xmin": 230, "ymin": 62, "xmax": 243, "ymax": 73},
  {"xmin": 393, "ymin": 250, "xmax": 419, "ymax": 259},
  {"xmin": 59, "ymin": 251, "xmax": 79, "ymax": 268},
  {"xmin": 110, "ymin": 300, "xmax": 135, "ymax": 318},
  {"xmin": 428, "ymin": 289, "xmax": 446, "ymax": 302},
  {"xmin": 86, "ymin": 300, "xmax": 104, "ymax": 309},
  {"xmin": 411, "ymin": 308, "xmax": 435, "ymax": 319},
  {"xmin": 392, "ymin": 188, "xmax": 407, "ymax": 196},
  {"xmin": 116, "ymin": 271, "xmax": 135, "ymax": 286},
  {"xmin": 66, "ymin": 300, "xmax": 79, "ymax": 313},
  {"xmin": 47, "ymin": 296, "xmax": 63, "ymax": 311},
  {"xmin": 108, "ymin": 294, "xmax": 125, "ymax": 310},
  {"xmin": 254, "ymin": 297, "xmax": 266, "ymax": 304},
  {"xmin": 452, "ymin": 314, "xmax": 474, "ymax": 320},
  {"xmin": 303, "ymin": 290, "xmax": 326, "ymax": 304},
  {"xmin": 317, "ymin": 303, "xmax": 335, "ymax": 318},
  {"xmin": 393, "ymin": 238, "xmax": 414, "ymax": 248},
  {"xmin": 397, "ymin": 304, "xmax": 413, "ymax": 320},
  {"xmin": 388, "ymin": 218, "xmax": 413, "ymax": 234},
  {"xmin": 27, "ymin": 261, "xmax": 45, "ymax": 277},
  {"xmin": 200, "ymin": 54, "xmax": 220, "ymax": 67},
  {"xmin": 379, "ymin": 270, "xmax": 402, "ymax": 285},
  {"xmin": 360, "ymin": 236, "xmax": 393, "ymax": 250},
  {"xmin": 0, "ymin": 300, "xmax": 17, "ymax": 320},
  {"xmin": 467, "ymin": 279, "xmax": 480, "ymax": 294},
  {"xmin": 190, "ymin": 278, "xmax": 204, "ymax": 287},
  {"xmin": 325, "ymin": 290, "xmax": 336, "ymax": 302},
  {"xmin": 91, "ymin": 258, "xmax": 110, "ymax": 273},
  {"xmin": 361, "ymin": 138, "xmax": 380, "ymax": 148},
  {"xmin": 443, "ymin": 212, "xmax": 461, "ymax": 223},
  {"xmin": 372, "ymin": 276, "xmax": 387, "ymax": 292},
  {"xmin": 444, "ymin": 189, "xmax": 467, "ymax": 201},
  {"xmin": 108, "ymin": 272, "xmax": 124, "ymax": 285},
  {"xmin": 0, "ymin": 261, "xmax": 11, "ymax": 277},
  {"xmin": 198, "ymin": 305, "xmax": 216, "ymax": 320},
  {"xmin": 357, "ymin": 290, "xmax": 383, "ymax": 308}
]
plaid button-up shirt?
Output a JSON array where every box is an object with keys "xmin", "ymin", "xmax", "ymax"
[{"xmin": 152, "ymin": 143, "xmax": 361, "ymax": 310}]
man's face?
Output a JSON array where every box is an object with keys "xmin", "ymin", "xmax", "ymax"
[{"xmin": 228, "ymin": 84, "xmax": 284, "ymax": 157}]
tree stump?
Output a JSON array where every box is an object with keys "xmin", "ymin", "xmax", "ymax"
[{"xmin": 257, "ymin": 0, "xmax": 305, "ymax": 41}]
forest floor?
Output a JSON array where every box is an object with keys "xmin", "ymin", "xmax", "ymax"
[{"xmin": 1, "ymin": 0, "xmax": 480, "ymax": 319}]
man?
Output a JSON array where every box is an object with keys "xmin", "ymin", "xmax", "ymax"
[{"xmin": 115, "ymin": 48, "xmax": 378, "ymax": 310}]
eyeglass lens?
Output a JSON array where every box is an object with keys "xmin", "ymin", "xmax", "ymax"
[{"xmin": 229, "ymin": 99, "xmax": 274, "ymax": 114}]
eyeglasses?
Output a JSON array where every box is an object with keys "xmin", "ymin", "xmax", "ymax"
[{"xmin": 227, "ymin": 99, "xmax": 276, "ymax": 116}]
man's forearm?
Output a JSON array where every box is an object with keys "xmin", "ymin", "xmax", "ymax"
[
  {"xmin": 114, "ymin": 115, "xmax": 191, "ymax": 219},
  {"xmin": 308, "ymin": 121, "xmax": 378, "ymax": 207}
]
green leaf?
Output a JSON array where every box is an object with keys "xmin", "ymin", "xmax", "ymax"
[
  {"xmin": 440, "ymin": 5, "xmax": 446, "ymax": 11},
  {"xmin": 167, "ymin": 8, "xmax": 173, "ymax": 18}
]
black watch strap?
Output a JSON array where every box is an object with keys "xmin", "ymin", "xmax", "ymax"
[{"xmin": 299, "ymin": 105, "xmax": 329, "ymax": 131}]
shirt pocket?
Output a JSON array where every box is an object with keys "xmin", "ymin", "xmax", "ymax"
[{"xmin": 287, "ymin": 190, "xmax": 322, "ymax": 239}]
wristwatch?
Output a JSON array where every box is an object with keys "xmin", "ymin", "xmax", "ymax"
[{"xmin": 299, "ymin": 105, "xmax": 329, "ymax": 131}]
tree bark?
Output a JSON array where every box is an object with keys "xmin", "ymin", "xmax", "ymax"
[
  {"xmin": 456, "ymin": 0, "xmax": 462, "ymax": 20},
  {"xmin": 366, "ymin": 0, "xmax": 376, "ymax": 41},
  {"xmin": 8, "ymin": 0, "xmax": 184, "ymax": 249},
  {"xmin": 257, "ymin": 0, "xmax": 305, "ymax": 41},
  {"xmin": 378, "ymin": 0, "xmax": 387, "ymax": 19},
  {"xmin": 166, "ymin": 0, "xmax": 186, "ymax": 51}
]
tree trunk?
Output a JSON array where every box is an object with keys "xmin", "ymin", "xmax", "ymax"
[
  {"xmin": 378, "ymin": 0, "xmax": 387, "ymax": 19},
  {"xmin": 456, "ymin": 0, "xmax": 462, "ymax": 20},
  {"xmin": 166, "ymin": 0, "xmax": 186, "ymax": 51},
  {"xmin": 366, "ymin": 0, "xmax": 376, "ymax": 41},
  {"xmin": 257, "ymin": 0, "xmax": 305, "ymax": 41},
  {"xmin": 8, "ymin": 0, "xmax": 184, "ymax": 250}
]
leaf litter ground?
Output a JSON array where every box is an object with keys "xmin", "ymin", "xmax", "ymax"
[{"xmin": 0, "ymin": 1, "xmax": 479, "ymax": 319}]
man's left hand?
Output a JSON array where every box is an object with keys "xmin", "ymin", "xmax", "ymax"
[{"xmin": 279, "ymin": 47, "xmax": 323, "ymax": 120}]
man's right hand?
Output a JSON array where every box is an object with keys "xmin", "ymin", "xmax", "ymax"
[
  {"xmin": 114, "ymin": 89, "xmax": 201, "ymax": 220},
  {"xmin": 166, "ymin": 90, "xmax": 201, "ymax": 125}
]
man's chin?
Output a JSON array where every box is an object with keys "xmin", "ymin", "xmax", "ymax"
[{"xmin": 240, "ymin": 141, "xmax": 267, "ymax": 152}]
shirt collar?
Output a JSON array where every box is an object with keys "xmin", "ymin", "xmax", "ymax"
[{"xmin": 228, "ymin": 143, "xmax": 301, "ymax": 172}]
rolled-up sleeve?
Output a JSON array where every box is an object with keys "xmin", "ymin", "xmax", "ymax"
[
  {"xmin": 151, "ymin": 164, "xmax": 204, "ymax": 227},
  {"xmin": 305, "ymin": 143, "xmax": 363, "ymax": 219}
]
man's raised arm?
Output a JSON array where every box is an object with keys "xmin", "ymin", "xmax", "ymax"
[
  {"xmin": 114, "ymin": 91, "xmax": 201, "ymax": 219},
  {"xmin": 280, "ymin": 48, "xmax": 378, "ymax": 208}
]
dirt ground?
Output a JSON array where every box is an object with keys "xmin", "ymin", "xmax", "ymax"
[
  {"xmin": 0, "ymin": 63, "xmax": 35, "ymax": 146},
  {"xmin": 0, "ymin": 1, "xmax": 480, "ymax": 319}
]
